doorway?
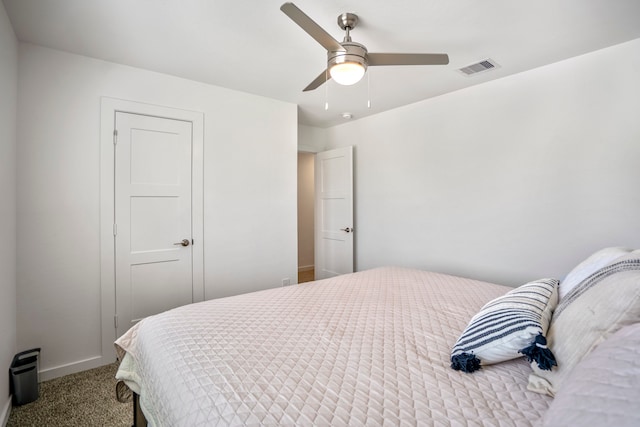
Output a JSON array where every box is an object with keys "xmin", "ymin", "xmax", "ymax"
[
  {"xmin": 297, "ymin": 146, "xmax": 355, "ymax": 283},
  {"xmin": 100, "ymin": 98, "xmax": 204, "ymax": 361},
  {"xmin": 297, "ymin": 151, "xmax": 315, "ymax": 283}
]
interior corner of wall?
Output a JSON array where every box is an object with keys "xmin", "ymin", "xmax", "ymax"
[{"xmin": 1, "ymin": 394, "xmax": 12, "ymax": 427}]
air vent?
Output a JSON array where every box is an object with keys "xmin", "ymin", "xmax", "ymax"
[{"xmin": 458, "ymin": 59, "xmax": 500, "ymax": 76}]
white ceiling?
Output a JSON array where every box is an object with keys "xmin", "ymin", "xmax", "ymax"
[{"xmin": 4, "ymin": 0, "xmax": 640, "ymax": 128}]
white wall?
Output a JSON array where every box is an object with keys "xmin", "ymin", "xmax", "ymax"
[
  {"xmin": 0, "ymin": 2, "xmax": 18, "ymax": 422},
  {"xmin": 297, "ymin": 152, "xmax": 314, "ymax": 270},
  {"xmin": 298, "ymin": 124, "xmax": 327, "ymax": 152},
  {"xmin": 322, "ymin": 38, "xmax": 640, "ymax": 286},
  {"xmin": 16, "ymin": 44, "xmax": 298, "ymax": 379}
]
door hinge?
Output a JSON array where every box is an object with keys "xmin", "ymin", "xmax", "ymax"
[
  {"xmin": 114, "ymin": 314, "xmax": 118, "ymax": 329},
  {"xmin": 113, "ymin": 129, "xmax": 118, "ymax": 145},
  {"xmin": 113, "ymin": 223, "xmax": 117, "ymax": 236}
]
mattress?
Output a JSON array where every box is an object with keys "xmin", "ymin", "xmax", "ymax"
[{"xmin": 115, "ymin": 266, "xmax": 552, "ymax": 426}]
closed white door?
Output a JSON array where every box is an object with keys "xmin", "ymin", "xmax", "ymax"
[
  {"xmin": 315, "ymin": 146, "xmax": 354, "ymax": 279},
  {"xmin": 114, "ymin": 112, "xmax": 194, "ymax": 337}
]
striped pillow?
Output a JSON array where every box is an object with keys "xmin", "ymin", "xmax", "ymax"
[
  {"xmin": 451, "ymin": 278, "xmax": 559, "ymax": 373},
  {"xmin": 528, "ymin": 252, "xmax": 640, "ymax": 396}
]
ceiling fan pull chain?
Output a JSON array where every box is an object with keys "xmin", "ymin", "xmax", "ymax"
[
  {"xmin": 325, "ymin": 68, "xmax": 329, "ymax": 110},
  {"xmin": 367, "ymin": 71, "xmax": 371, "ymax": 109}
]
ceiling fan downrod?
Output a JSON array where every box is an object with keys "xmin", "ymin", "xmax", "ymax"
[{"xmin": 337, "ymin": 12, "xmax": 358, "ymax": 42}]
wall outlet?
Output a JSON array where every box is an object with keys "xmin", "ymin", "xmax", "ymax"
[{"xmin": 282, "ymin": 278, "xmax": 290, "ymax": 287}]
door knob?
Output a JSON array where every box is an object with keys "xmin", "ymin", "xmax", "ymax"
[
  {"xmin": 173, "ymin": 239, "xmax": 190, "ymax": 247},
  {"xmin": 340, "ymin": 227, "xmax": 353, "ymax": 233}
]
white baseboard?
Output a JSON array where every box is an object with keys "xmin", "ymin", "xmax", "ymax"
[
  {"xmin": 298, "ymin": 265, "xmax": 314, "ymax": 273},
  {"xmin": 39, "ymin": 355, "xmax": 116, "ymax": 382},
  {"xmin": 1, "ymin": 395, "xmax": 11, "ymax": 427}
]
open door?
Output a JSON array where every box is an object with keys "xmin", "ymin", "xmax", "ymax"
[{"xmin": 315, "ymin": 146, "xmax": 354, "ymax": 279}]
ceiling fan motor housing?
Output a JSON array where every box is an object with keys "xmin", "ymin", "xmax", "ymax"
[{"xmin": 328, "ymin": 41, "xmax": 368, "ymax": 71}]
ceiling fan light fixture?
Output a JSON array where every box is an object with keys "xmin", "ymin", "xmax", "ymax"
[
  {"xmin": 330, "ymin": 62, "xmax": 366, "ymax": 85},
  {"xmin": 327, "ymin": 41, "xmax": 368, "ymax": 86}
]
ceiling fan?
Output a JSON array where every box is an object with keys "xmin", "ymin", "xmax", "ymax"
[{"xmin": 280, "ymin": 2, "xmax": 449, "ymax": 92}]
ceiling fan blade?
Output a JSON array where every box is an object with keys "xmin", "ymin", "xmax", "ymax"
[
  {"xmin": 280, "ymin": 3, "xmax": 344, "ymax": 52},
  {"xmin": 368, "ymin": 53, "xmax": 449, "ymax": 66},
  {"xmin": 303, "ymin": 69, "xmax": 330, "ymax": 92}
]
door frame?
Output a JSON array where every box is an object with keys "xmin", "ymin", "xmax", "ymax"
[{"xmin": 100, "ymin": 97, "xmax": 204, "ymax": 362}]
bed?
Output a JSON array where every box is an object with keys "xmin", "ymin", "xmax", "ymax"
[{"xmin": 115, "ymin": 254, "xmax": 640, "ymax": 426}]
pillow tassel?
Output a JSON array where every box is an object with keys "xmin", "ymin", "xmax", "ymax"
[
  {"xmin": 451, "ymin": 352, "xmax": 481, "ymax": 373},
  {"xmin": 519, "ymin": 333, "xmax": 557, "ymax": 371}
]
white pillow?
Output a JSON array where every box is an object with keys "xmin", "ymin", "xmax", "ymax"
[
  {"xmin": 542, "ymin": 323, "xmax": 640, "ymax": 427},
  {"xmin": 560, "ymin": 247, "xmax": 632, "ymax": 300},
  {"xmin": 450, "ymin": 278, "xmax": 559, "ymax": 373}
]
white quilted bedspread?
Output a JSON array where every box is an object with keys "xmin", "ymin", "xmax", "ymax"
[{"xmin": 115, "ymin": 267, "xmax": 551, "ymax": 426}]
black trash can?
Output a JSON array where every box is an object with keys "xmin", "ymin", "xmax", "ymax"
[{"xmin": 9, "ymin": 348, "xmax": 41, "ymax": 406}]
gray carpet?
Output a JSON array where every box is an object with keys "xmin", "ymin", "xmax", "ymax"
[{"xmin": 7, "ymin": 362, "xmax": 132, "ymax": 427}]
